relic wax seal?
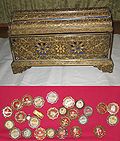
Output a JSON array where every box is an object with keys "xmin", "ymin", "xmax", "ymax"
[
  {"xmin": 84, "ymin": 106, "xmax": 93, "ymax": 117},
  {"xmin": 4, "ymin": 120, "xmax": 14, "ymax": 130},
  {"xmin": 70, "ymin": 126, "xmax": 82, "ymax": 138},
  {"xmin": 33, "ymin": 96, "xmax": 45, "ymax": 108},
  {"xmin": 63, "ymin": 96, "xmax": 75, "ymax": 109},
  {"xmin": 47, "ymin": 107, "xmax": 59, "ymax": 120},
  {"xmin": 107, "ymin": 102, "xmax": 119, "ymax": 115},
  {"xmin": 15, "ymin": 111, "xmax": 27, "ymax": 123},
  {"xmin": 97, "ymin": 102, "xmax": 107, "ymax": 114},
  {"xmin": 10, "ymin": 128, "xmax": 21, "ymax": 139},
  {"xmin": 22, "ymin": 128, "xmax": 32, "ymax": 138},
  {"xmin": 46, "ymin": 91, "xmax": 59, "ymax": 104},
  {"xmin": 34, "ymin": 127, "xmax": 46, "ymax": 140},
  {"xmin": 22, "ymin": 95, "xmax": 33, "ymax": 106},
  {"xmin": 2, "ymin": 106, "xmax": 13, "ymax": 118},
  {"xmin": 29, "ymin": 116, "xmax": 40, "ymax": 128},
  {"xmin": 94, "ymin": 125, "xmax": 106, "ymax": 138}
]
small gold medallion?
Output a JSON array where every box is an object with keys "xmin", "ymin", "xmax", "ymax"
[
  {"xmin": 107, "ymin": 115, "xmax": 119, "ymax": 126},
  {"xmin": 34, "ymin": 127, "xmax": 46, "ymax": 140},
  {"xmin": 10, "ymin": 128, "xmax": 21, "ymax": 139},
  {"xmin": 46, "ymin": 128, "xmax": 56, "ymax": 138},
  {"xmin": 15, "ymin": 111, "xmax": 27, "ymax": 123},
  {"xmin": 29, "ymin": 116, "xmax": 40, "ymax": 128},
  {"xmin": 2, "ymin": 106, "xmax": 13, "ymax": 118},
  {"xmin": 47, "ymin": 107, "xmax": 59, "ymax": 120},
  {"xmin": 4, "ymin": 120, "xmax": 14, "ymax": 130},
  {"xmin": 33, "ymin": 96, "xmax": 45, "ymax": 108}
]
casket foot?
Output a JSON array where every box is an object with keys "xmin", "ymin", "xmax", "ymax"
[{"xmin": 11, "ymin": 61, "xmax": 31, "ymax": 74}]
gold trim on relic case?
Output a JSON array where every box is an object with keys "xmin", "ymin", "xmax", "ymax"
[
  {"xmin": 10, "ymin": 127, "xmax": 21, "ymax": 139},
  {"xmin": 57, "ymin": 127, "xmax": 68, "ymax": 139},
  {"xmin": 46, "ymin": 91, "xmax": 59, "ymax": 104},
  {"xmin": 84, "ymin": 106, "xmax": 93, "ymax": 117},
  {"xmin": 46, "ymin": 128, "xmax": 56, "ymax": 138},
  {"xmin": 11, "ymin": 99, "xmax": 23, "ymax": 110},
  {"xmin": 107, "ymin": 102, "xmax": 119, "ymax": 115},
  {"xmin": 4, "ymin": 120, "xmax": 14, "ymax": 130},
  {"xmin": 70, "ymin": 126, "xmax": 82, "ymax": 138},
  {"xmin": 107, "ymin": 115, "xmax": 119, "ymax": 126},
  {"xmin": 96, "ymin": 102, "xmax": 107, "ymax": 114},
  {"xmin": 22, "ymin": 95, "xmax": 33, "ymax": 106},
  {"xmin": 94, "ymin": 125, "xmax": 106, "ymax": 138},
  {"xmin": 29, "ymin": 116, "xmax": 40, "ymax": 129},
  {"xmin": 34, "ymin": 127, "xmax": 46, "ymax": 140},
  {"xmin": 2, "ymin": 106, "xmax": 13, "ymax": 118},
  {"xmin": 47, "ymin": 107, "xmax": 59, "ymax": 120},
  {"xmin": 33, "ymin": 110, "xmax": 44, "ymax": 119},
  {"xmin": 63, "ymin": 96, "xmax": 75, "ymax": 109},
  {"xmin": 22, "ymin": 128, "xmax": 32, "ymax": 138},
  {"xmin": 15, "ymin": 111, "xmax": 27, "ymax": 123},
  {"xmin": 33, "ymin": 96, "xmax": 45, "ymax": 108}
]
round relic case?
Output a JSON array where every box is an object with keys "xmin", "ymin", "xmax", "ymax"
[
  {"xmin": 107, "ymin": 102, "xmax": 119, "ymax": 115},
  {"xmin": 57, "ymin": 127, "xmax": 68, "ymax": 139},
  {"xmin": 60, "ymin": 116, "xmax": 71, "ymax": 127},
  {"xmin": 96, "ymin": 102, "xmax": 107, "ymax": 114},
  {"xmin": 10, "ymin": 127, "xmax": 21, "ymax": 139},
  {"xmin": 63, "ymin": 96, "xmax": 75, "ymax": 109},
  {"xmin": 70, "ymin": 126, "xmax": 82, "ymax": 138},
  {"xmin": 2, "ymin": 106, "xmax": 13, "ymax": 118},
  {"xmin": 78, "ymin": 115, "xmax": 88, "ymax": 125},
  {"xmin": 15, "ymin": 111, "xmax": 27, "ymax": 123},
  {"xmin": 34, "ymin": 127, "xmax": 46, "ymax": 140},
  {"xmin": 84, "ymin": 106, "xmax": 93, "ymax": 117},
  {"xmin": 11, "ymin": 99, "xmax": 23, "ymax": 110},
  {"xmin": 4, "ymin": 120, "xmax": 14, "ymax": 130},
  {"xmin": 46, "ymin": 91, "xmax": 59, "ymax": 104},
  {"xmin": 29, "ymin": 116, "xmax": 40, "ymax": 128},
  {"xmin": 67, "ymin": 108, "xmax": 79, "ymax": 120},
  {"xmin": 59, "ymin": 107, "xmax": 67, "ymax": 115},
  {"xmin": 46, "ymin": 128, "xmax": 56, "ymax": 138},
  {"xmin": 47, "ymin": 107, "xmax": 59, "ymax": 120},
  {"xmin": 33, "ymin": 96, "xmax": 45, "ymax": 108},
  {"xmin": 107, "ymin": 115, "xmax": 119, "ymax": 126},
  {"xmin": 22, "ymin": 95, "xmax": 33, "ymax": 106},
  {"xmin": 75, "ymin": 99, "xmax": 84, "ymax": 109},
  {"xmin": 22, "ymin": 128, "xmax": 32, "ymax": 138},
  {"xmin": 94, "ymin": 125, "xmax": 106, "ymax": 138}
]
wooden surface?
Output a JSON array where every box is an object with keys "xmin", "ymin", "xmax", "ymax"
[{"xmin": 0, "ymin": 21, "xmax": 120, "ymax": 38}]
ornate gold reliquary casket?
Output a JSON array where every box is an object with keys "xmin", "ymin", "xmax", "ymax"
[{"xmin": 9, "ymin": 8, "xmax": 113, "ymax": 74}]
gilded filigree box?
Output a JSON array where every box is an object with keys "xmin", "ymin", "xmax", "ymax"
[{"xmin": 9, "ymin": 8, "xmax": 113, "ymax": 74}]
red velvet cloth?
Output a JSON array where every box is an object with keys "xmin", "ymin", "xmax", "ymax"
[{"xmin": 0, "ymin": 86, "xmax": 120, "ymax": 141}]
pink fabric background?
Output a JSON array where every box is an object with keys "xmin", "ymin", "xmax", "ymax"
[{"xmin": 0, "ymin": 86, "xmax": 120, "ymax": 141}]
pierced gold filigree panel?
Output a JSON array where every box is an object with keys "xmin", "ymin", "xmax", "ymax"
[{"xmin": 10, "ymin": 33, "xmax": 110, "ymax": 61}]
